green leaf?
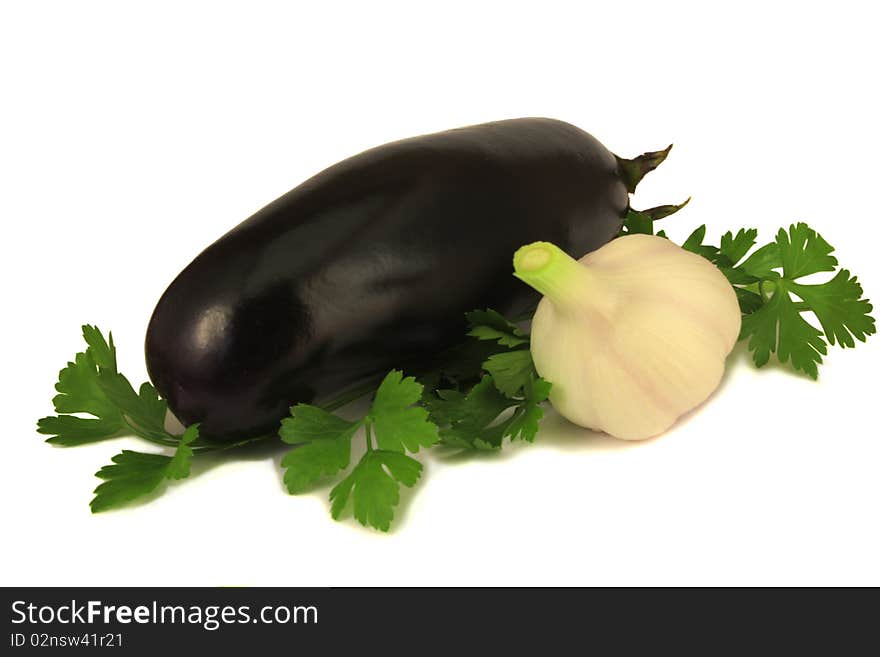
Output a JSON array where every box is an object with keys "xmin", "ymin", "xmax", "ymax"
[
  {"xmin": 369, "ymin": 370, "xmax": 438, "ymax": 453},
  {"xmin": 466, "ymin": 309, "xmax": 529, "ymax": 347},
  {"xmin": 734, "ymin": 287, "xmax": 764, "ymax": 315},
  {"xmin": 740, "ymin": 292, "xmax": 780, "ymax": 368},
  {"xmin": 740, "ymin": 284, "xmax": 827, "ymax": 378},
  {"xmin": 278, "ymin": 370, "xmax": 439, "ymax": 530},
  {"xmin": 329, "ymin": 450, "xmax": 422, "ymax": 532},
  {"xmin": 433, "ymin": 375, "xmax": 550, "ymax": 450},
  {"xmin": 280, "ymin": 404, "xmax": 361, "ymax": 444},
  {"xmin": 736, "ymin": 224, "xmax": 875, "ymax": 376},
  {"xmin": 90, "ymin": 425, "xmax": 199, "ymax": 512},
  {"xmin": 467, "ymin": 325, "xmax": 529, "ymax": 348},
  {"xmin": 282, "ymin": 439, "xmax": 353, "ymax": 494},
  {"xmin": 38, "ymin": 416, "xmax": 123, "ymax": 446},
  {"xmin": 506, "ymin": 377, "xmax": 552, "ymax": 443},
  {"xmin": 166, "ymin": 424, "xmax": 199, "ymax": 479},
  {"xmin": 483, "ymin": 349, "xmax": 535, "ymax": 397},
  {"xmin": 81, "ymin": 325, "xmax": 117, "ymax": 372},
  {"xmin": 422, "ymin": 338, "xmax": 510, "ymax": 389},
  {"xmin": 681, "ymin": 225, "xmax": 719, "ymax": 260},
  {"xmin": 39, "ymin": 326, "xmax": 179, "ymax": 448},
  {"xmin": 437, "ymin": 376, "xmax": 514, "ymax": 438},
  {"xmin": 622, "ymin": 209, "xmax": 654, "ymax": 235},
  {"xmin": 774, "ymin": 287, "xmax": 828, "ymax": 378},
  {"xmin": 90, "ymin": 451, "xmax": 173, "ymax": 512},
  {"xmin": 739, "ymin": 242, "xmax": 782, "ymax": 278},
  {"xmin": 39, "ymin": 327, "xmax": 127, "ymax": 445},
  {"xmin": 788, "ymin": 270, "xmax": 876, "ymax": 348},
  {"xmin": 137, "ymin": 383, "xmax": 167, "ymax": 429},
  {"xmin": 97, "ymin": 372, "xmax": 167, "ymax": 435},
  {"xmin": 51, "ymin": 351, "xmax": 120, "ymax": 420},
  {"xmin": 720, "ymin": 266, "xmax": 759, "ymax": 285},
  {"xmin": 421, "ymin": 388, "xmax": 467, "ymax": 427},
  {"xmin": 719, "ymin": 228, "xmax": 758, "ymax": 265},
  {"xmin": 279, "ymin": 404, "xmax": 359, "ymax": 493},
  {"xmin": 777, "ymin": 222, "xmax": 837, "ymax": 279}
]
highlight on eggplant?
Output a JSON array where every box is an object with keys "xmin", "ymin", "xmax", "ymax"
[{"xmin": 145, "ymin": 118, "xmax": 676, "ymax": 441}]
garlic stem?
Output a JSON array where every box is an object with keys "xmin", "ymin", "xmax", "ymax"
[{"xmin": 513, "ymin": 242, "xmax": 602, "ymax": 310}]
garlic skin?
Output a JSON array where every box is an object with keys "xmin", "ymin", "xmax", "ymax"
[{"xmin": 514, "ymin": 235, "xmax": 741, "ymax": 440}]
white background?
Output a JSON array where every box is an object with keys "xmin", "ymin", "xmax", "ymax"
[{"xmin": 2, "ymin": 1, "xmax": 878, "ymax": 586}]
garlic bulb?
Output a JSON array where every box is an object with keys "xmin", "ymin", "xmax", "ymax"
[{"xmin": 513, "ymin": 235, "xmax": 741, "ymax": 440}]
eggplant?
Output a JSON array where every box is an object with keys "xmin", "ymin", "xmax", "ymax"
[{"xmin": 146, "ymin": 117, "xmax": 668, "ymax": 440}]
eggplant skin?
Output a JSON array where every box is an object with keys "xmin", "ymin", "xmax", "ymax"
[{"xmin": 145, "ymin": 118, "xmax": 629, "ymax": 440}]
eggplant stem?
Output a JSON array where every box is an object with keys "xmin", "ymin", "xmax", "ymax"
[
  {"xmin": 615, "ymin": 144, "xmax": 673, "ymax": 193},
  {"xmin": 635, "ymin": 197, "xmax": 691, "ymax": 222}
]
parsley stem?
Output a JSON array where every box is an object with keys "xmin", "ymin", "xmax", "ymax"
[
  {"xmin": 365, "ymin": 422, "xmax": 374, "ymax": 451},
  {"xmin": 319, "ymin": 375, "xmax": 386, "ymax": 413},
  {"xmin": 758, "ymin": 279, "xmax": 778, "ymax": 302},
  {"xmin": 121, "ymin": 417, "xmax": 180, "ymax": 447}
]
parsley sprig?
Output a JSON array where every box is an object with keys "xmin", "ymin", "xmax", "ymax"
[
  {"xmin": 624, "ymin": 208, "xmax": 875, "ymax": 378},
  {"xmin": 280, "ymin": 313, "xmax": 551, "ymax": 530},
  {"xmin": 36, "ymin": 326, "xmax": 175, "ymax": 447},
  {"xmin": 281, "ymin": 371, "xmax": 436, "ymax": 532},
  {"xmin": 37, "ymin": 326, "xmax": 267, "ymax": 511},
  {"xmin": 423, "ymin": 310, "xmax": 551, "ymax": 450},
  {"xmin": 680, "ymin": 222, "xmax": 875, "ymax": 378}
]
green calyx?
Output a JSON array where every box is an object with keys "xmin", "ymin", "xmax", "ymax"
[{"xmin": 615, "ymin": 144, "xmax": 673, "ymax": 193}]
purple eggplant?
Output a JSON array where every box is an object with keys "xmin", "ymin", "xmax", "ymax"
[{"xmin": 145, "ymin": 118, "xmax": 668, "ymax": 440}]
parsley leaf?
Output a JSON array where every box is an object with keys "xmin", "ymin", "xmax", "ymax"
[
  {"xmin": 719, "ymin": 228, "xmax": 758, "ymax": 265},
  {"xmin": 279, "ymin": 405, "xmax": 359, "ymax": 493},
  {"xmin": 788, "ymin": 270, "xmax": 875, "ymax": 348},
  {"xmin": 629, "ymin": 210, "xmax": 875, "ymax": 377},
  {"xmin": 425, "ymin": 316, "xmax": 552, "ymax": 451},
  {"xmin": 431, "ymin": 373, "xmax": 552, "ymax": 450},
  {"xmin": 281, "ymin": 404, "xmax": 361, "ymax": 444},
  {"xmin": 98, "ymin": 373, "xmax": 168, "ymax": 440},
  {"xmin": 741, "ymin": 285, "xmax": 828, "ymax": 377},
  {"xmin": 37, "ymin": 416, "xmax": 124, "ymax": 447},
  {"xmin": 506, "ymin": 376, "xmax": 553, "ymax": 443},
  {"xmin": 736, "ymin": 223, "xmax": 875, "ymax": 377},
  {"xmin": 165, "ymin": 425, "xmax": 199, "ymax": 479},
  {"xmin": 681, "ymin": 225, "xmax": 720, "ymax": 261},
  {"xmin": 369, "ymin": 370, "xmax": 438, "ymax": 453},
  {"xmin": 90, "ymin": 424, "xmax": 199, "ymax": 512},
  {"xmin": 466, "ymin": 309, "xmax": 529, "ymax": 347},
  {"xmin": 81, "ymin": 324, "xmax": 117, "ymax": 370},
  {"xmin": 483, "ymin": 349, "xmax": 535, "ymax": 397},
  {"xmin": 329, "ymin": 450, "xmax": 422, "ymax": 532},
  {"xmin": 621, "ymin": 208, "xmax": 654, "ymax": 235},
  {"xmin": 778, "ymin": 223, "xmax": 837, "ymax": 278},
  {"xmin": 734, "ymin": 287, "xmax": 764, "ymax": 315},
  {"xmin": 38, "ymin": 326, "xmax": 124, "ymax": 445},
  {"xmin": 38, "ymin": 325, "xmax": 172, "ymax": 446},
  {"xmin": 416, "ymin": 337, "xmax": 508, "ymax": 391},
  {"xmin": 280, "ymin": 370, "xmax": 438, "ymax": 530},
  {"xmin": 739, "ymin": 242, "xmax": 782, "ymax": 278},
  {"xmin": 433, "ymin": 376, "xmax": 515, "ymax": 449}
]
